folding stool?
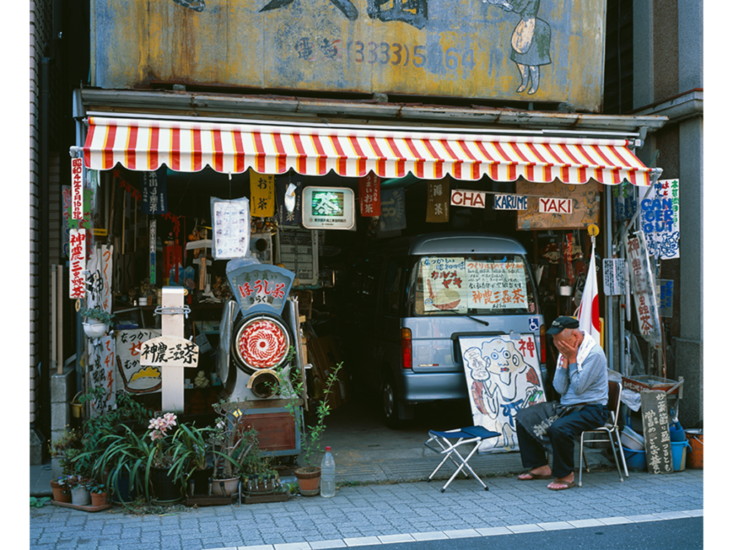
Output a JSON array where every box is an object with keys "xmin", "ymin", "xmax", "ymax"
[{"xmin": 424, "ymin": 426, "xmax": 501, "ymax": 492}]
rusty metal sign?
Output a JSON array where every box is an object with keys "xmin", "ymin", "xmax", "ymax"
[{"xmin": 91, "ymin": 0, "xmax": 606, "ymax": 111}]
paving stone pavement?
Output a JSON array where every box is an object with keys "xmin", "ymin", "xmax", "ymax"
[{"xmin": 30, "ymin": 469, "xmax": 703, "ymax": 550}]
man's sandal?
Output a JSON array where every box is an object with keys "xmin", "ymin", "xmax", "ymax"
[
  {"xmin": 518, "ymin": 472, "xmax": 552, "ymax": 481},
  {"xmin": 547, "ymin": 480, "xmax": 575, "ymax": 490}
]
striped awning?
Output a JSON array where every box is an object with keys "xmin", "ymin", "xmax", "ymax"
[{"xmin": 83, "ymin": 116, "xmax": 655, "ymax": 185}]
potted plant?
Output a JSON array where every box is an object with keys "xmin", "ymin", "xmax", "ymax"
[
  {"xmin": 208, "ymin": 401, "xmax": 246, "ymax": 496},
  {"xmin": 80, "ymin": 306, "xmax": 115, "ymax": 338},
  {"xmin": 278, "ymin": 360, "xmax": 344, "ymax": 496},
  {"xmin": 145, "ymin": 412, "xmax": 185, "ymax": 503},
  {"xmin": 168, "ymin": 422, "xmax": 214, "ymax": 496},
  {"xmin": 67, "ymin": 475, "xmax": 92, "ymax": 506},
  {"xmin": 88, "ymin": 482, "xmax": 108, "ymax": 507},
  {"xmin": 50, "ymin": 476, "xmax": 72, "ymax": 503}
]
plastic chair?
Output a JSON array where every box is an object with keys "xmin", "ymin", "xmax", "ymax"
[
  {"xmin": 424, "ymin": 426, "xmax": 501, "ymax": 492},
  {"xmin": 578, "ymin": 380, "xmax": 629, "ymax": 487}
]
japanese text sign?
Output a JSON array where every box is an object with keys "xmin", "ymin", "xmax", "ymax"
[
  {"xmin": 250, "ymin": 170, "xmax": 275, "ymax": 218},
  {"xmin": 638, "ymin": 179, "xmax": 680, "ymax": 259},
  {"xmin": 613, "ymin": 183, "xmax": 636, "ymax": 221},
  {"xmin": 466, "ymin": 261, "xmax": 528, "ymax": 310},
  {"xmin": 115, "ymin": 329, "xmax": 162, "ymax": 393},
  {"xmin": 88, "ymin": 336, "xmax": 116, "ymax": 414},
  {"xmin": 658, "ymin": 279, "xmax": 674, "ymax": 318},
  {"xmin": 378, "ymin": 188, "xmax": 406, "ymax": 232},
  {"xmin": 602, "ymin": 258, "xmax": 626, "ymax": 296},
  {"xmin": 641, "ymin": 390, "xmax": 673, "ymax": 474},
  {"xmin": 494, "ymin": 194, "xmax": 528, "ymax": 210},
  {"xmin": 303, "ymin": 186, "xmax": 356, "ymax": 230},
  {"xmin": 140, "ymin": 336, "xmax": 199, "ymax": 368},
  {"xmin": 149, "ymin": 219, "xmax": 157, "ymax": 284},
  {"xmin": 426, "ymin": 179, "xmax": 450, "ymax": 223},
  {"xmin": 71, "ymin": 158, "xmax": 84, "ymax": 220},
  {"xmin": 451, "ymin": 189, "xmax": 486, "ymax": 209},
  {"xmin": 624, "ymin": 232, "xmax": 662, "ymax": 348},
  {"xmin": 69, "ymin": 229, "xmax": 87, "ymax": 299},
  {"xmin": 226, "ymin": 263, "xmax": 295, "ymax": 316},
  {"xmin": 212, "ymin": 196, "xmax": 251, "ymax": 259},
  {"xmin": 141, "ymin": 167, "xmax": 168, "ymax": 215},
  {"xmin": 359, "ymin": 173, "xmax": 381, "ymax": 217},
  {"xmin": 276, "ymin": 176, "xmax": 302, "ymax": 226},
  {"xmin": 421, "ymin": 256, "xmax": 467, "ymax": 313}
]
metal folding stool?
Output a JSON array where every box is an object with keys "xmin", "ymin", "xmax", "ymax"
[{"xmin": 424, "ymin": 426, "xmax": 501, "ymax": 492}]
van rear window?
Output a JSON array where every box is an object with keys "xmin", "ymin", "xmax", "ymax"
[{"xmin": 411, "ymin": 255, "xmax": 537, "ymax": 316}]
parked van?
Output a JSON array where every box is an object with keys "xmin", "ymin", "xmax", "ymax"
[{"xmin": 339, "ymin": 232, "xmax": 545, "ymax": 427}]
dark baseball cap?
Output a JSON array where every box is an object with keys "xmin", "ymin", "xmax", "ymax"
[{"xmin": 547, "ymin": 316, "xmax": 580, "ymax": 335}]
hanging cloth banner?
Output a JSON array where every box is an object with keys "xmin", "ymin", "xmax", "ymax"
[
  {"xmin": 71, "ymin": 157, "xmax": 84, "ymax": 220},
  {"xmin": 87, "ymin": 336, "xmax": 116, "ymax": 414},
  {"xmin": 358, "ymin": 173, "xmax": 381, "ymax": 217},
  {"xmin": 141, "ymin": 167, "xmax": 168, "ymax": 215},
  {"xmin": 149, "ymin": 219, "xmax": 157, "ymax": 285},
  {"xmin": 276, "ymin": 175, "xmax": 302, "ymax": 226},
  {"xmin": 638, "ymin": 179, "xmax": 680, "ymax": 259},
  {"xmin": 86, "ymin": 244, "xmax": 114, "ymax": 314},
  {"xmin": 426, "ymin": 179, "xmax": 450, "ymax": 223},
  {"xmin": 379, "ymin": 188, "xmax": 407, "ymax": 232},
  {"xmin": 624, "ymin": 231, "xmax": 663, "ymax": 349},
  {"xmin": 69, "ymin": 229, "xmax": 87, "ymax": 299},
  {"xmin": 250, "ymin": 169, "xmax": 275, "ymax": 218}
]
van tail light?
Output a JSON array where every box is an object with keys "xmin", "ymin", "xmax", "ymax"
[
  {"xmin": 401, "ymin": 328, "xmax": 412, "ymax": 369},
  {"xmin": 539, "ymin": 324, "xmax": 546, "ymax": 365}
]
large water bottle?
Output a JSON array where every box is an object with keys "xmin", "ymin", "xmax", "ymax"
[{"xmin": 320, "ymin": 446, "xmax": 336, "ymax": 498}]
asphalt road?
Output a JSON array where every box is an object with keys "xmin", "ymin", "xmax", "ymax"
[{"xmin": 341, "ymin": 517, "xmax": 704, "ymax": 550}]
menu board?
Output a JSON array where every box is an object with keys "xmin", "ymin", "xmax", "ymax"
[
  {"xmin": 466, "ymin": 261, "xmax": 528, "ymax": 310},
  {"xmin": 421, "ymin": 257, "xmax": 467, "ymax": 313},
  {"xmin": 276, "ymin": 228, "xmax": 319, "ymax": 286}
]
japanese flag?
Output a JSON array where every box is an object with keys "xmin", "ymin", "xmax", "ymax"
[{"xmin": 577, "ymin": 241, "xmax": 602, "ymax": 346}]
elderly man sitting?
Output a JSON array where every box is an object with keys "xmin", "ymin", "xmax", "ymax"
[{"xmin": 514, "ymin": 316, "xmax": 608, "ymax": 490}]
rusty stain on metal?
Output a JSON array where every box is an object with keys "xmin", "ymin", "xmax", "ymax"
[{"xmin": 92, "ymin": 0, "xmax": 606, "ymax": 111}]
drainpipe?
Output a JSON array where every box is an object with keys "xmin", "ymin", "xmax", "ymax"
[{"xmin": 39, "ymin": 56, "xmax": 52, "ymax": 435}]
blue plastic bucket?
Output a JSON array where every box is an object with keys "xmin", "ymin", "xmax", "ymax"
[
  {"xmin": 671, "ymin": 440, "xmax": 691, "ymax": 471},
  {"xmin": 622, "ymin": 447, "xmax": 647, "ymax": 470}
]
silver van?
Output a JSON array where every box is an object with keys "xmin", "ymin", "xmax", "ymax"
[{"xmin": 340, "ymin": 232, "xmax": 545, "ymax": 427}]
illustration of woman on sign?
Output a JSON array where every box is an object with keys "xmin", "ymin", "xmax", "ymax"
[{"xmin": 487, "ymin": 0, "xmax": 552, "ymax": 95}]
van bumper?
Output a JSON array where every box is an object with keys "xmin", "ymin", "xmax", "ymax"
[{"xmin": 399, "ymin": 371, "xmax": 468, "ymax": 403}]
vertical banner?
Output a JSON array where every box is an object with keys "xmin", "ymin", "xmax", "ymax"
[
  {"xmin": 358, "ymin": 173, "xmax": 381, "ymax": 217},
  {"xmin": 69, "ymin": 229, "xmax": 87, "ymax": 299},
  {"xmin": 658, "ymin": 279, "xmax": 674, "ymax": 318},
  {"xmin": 602, "ymin": 259, "xmax": 626, "ymax": 296},
  {"xmin": 459, "ymin": 334, "xmax": 545, "ymax": 453},
  {"xmin": 141, "ymin": 167, "xmax": 168, "ymax": 215},
  {"xmin": 87, "ymin": 244, "xmax": 114, "ymax": 313},
  {"xmin": 624, "ymin": 231, "xmax": 663, "ymax": 348},
  {"xmin": 71, "ymin": 157, "xmax": 84, "ymax": 220},
  {"xmin": 426, "ymin": 179, "xmax": 450, "ymax": 223},
  {"xmin": 638, "ymin": 179, "xmax": 680, "ymax": 259},
  {"xmin": 613, "ymin": 183, "xmax": 637, "ymax": 221},
  {"xmin": 379, "ymin": 188, "xmax": 407, "ymax": 232},
  {"xmin": 276, "ymin": 175, "xmax": 303, "ymax": 226},
  {"xmin": 88, "ymin": 335, "xmax": 116, "ymax": 414},
  {"xmin": 149, "ymin": 219, "xmax": 157, "ymax": 285},
  {"xmin": 250, "ymin": 169, "xmax": 275, "ymax": 218}
]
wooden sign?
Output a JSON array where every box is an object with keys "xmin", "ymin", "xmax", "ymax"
[
  {"xmin": 358, "ymin": 173, "xmax": 381, "ymax": 217},
  {"xmin": 426, "ymin": 179, "xmax": 450, "ymax": 223},
  {"xmin": 140, "ymin": 336, "xmax": 199, "ymax": 368},
  {"xmin": 539, "ymin": 197, "xmax": 573, "ymax": 214},
  {"xmin": 71, "ymin": 157, "xmax": 84, "ymax": 220},
  {"xmin": 516, "ymin": 180, "xmax": 601, "ymax": 230},
  {"xmin": 451, "ymin": 189, "xmax": 486, "ymax": 209},
  {"xmin": 640, "ymin": 390, "xmax": 673, "ymax": 474},
  {"xmin": 69, "ymin": 229, "xmax": 87, "ymax": 299},
  {"xmin": 87, "ymin": 335, "xmax": 115, "ymax": 414},
  {"xmin": 494, "ymin": 194, "xmax": 527, "ymax": 210},
  {"xmin": 602, "ymin": 258, "xmax": 626, "ymax": 296}
]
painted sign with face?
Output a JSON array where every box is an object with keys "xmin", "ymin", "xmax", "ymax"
[{"xmin": 459, "ymin": 334, "xmax": 545, "ymax": 453}]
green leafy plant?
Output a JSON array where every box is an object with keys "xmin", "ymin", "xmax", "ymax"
[
  {"xmin": 80, "ymin": 307, "xmax": 116, "ymax": 325},
  {"xmin": 167, "ymin": 422, "xmax": 213, "ymax": 489},
  {"xmin": 88, "ymin": 482, "xmax": 107, "ymax": 495},
  {"xmin": 30, "ymin": 496, "xmax": 51, "ymax": 508}
]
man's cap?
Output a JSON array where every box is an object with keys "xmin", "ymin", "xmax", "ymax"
[{"xmin": 547, "ymin": 316, "xmax": 580, "ymax": 335}]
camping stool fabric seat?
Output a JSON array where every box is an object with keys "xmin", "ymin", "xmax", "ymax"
[
  {"xmin": 578, "ymin": 380, "xmax": 630, "ymax": 487},
  {"xmin": 424, "ymin": 426, "xmax": 501, "ymax": 492}
]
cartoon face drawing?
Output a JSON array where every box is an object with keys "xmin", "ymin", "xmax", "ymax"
[
  {"xmin": 464, "ymin": 347, "xmax": 489, "ymax": 381},
  {"xmin": 482, "ymin": 340, "xmax": 528, "ymax": 391}
]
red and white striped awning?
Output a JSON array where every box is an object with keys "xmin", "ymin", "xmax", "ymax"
[{"xmin": 83, "ymin": 116, "xmax": 655, "ymax": 185}]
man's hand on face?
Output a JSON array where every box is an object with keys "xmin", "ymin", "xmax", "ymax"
[{"xmin": 554, "ymin": 331, "xmax": 580, "ymax": 366}]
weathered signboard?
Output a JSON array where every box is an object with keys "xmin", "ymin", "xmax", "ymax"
[
  {"xmin": 91, "ymin": 0, "xmax": 606, "ymax": 111},
  {"xmin": 640, "ymin": 390, "xmax": 673, "ymax": 475},
  {"xmin": 516, "ymin": 180, "xmax": 601, "ymax": 230}
]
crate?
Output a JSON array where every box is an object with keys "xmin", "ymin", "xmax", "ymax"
[{"xmin": 621, "ymin": 375, "xmax": 682, "ymax": 395}]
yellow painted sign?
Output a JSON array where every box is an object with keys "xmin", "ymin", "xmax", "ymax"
[
  {"xmin": 92, "ymin": 0, "xmax": 606, "ymax": 111},
  {"xmin": 250, "ymin": 170, "xmax": 276, "ymax": 218}
]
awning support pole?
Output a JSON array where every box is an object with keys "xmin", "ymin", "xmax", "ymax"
[{"xmin": 605, "ymin": 179, "xmax": 614, "ymax": 371}]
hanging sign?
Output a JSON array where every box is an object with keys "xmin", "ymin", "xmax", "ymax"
[
  {"xmin": 249, "ymin": 170, "xmax": 275, "ymax": 218},
  {"xmin": 602, "ymin": 258, "xmax": 626, "ymax": 296},
  {"xmin": 624, "ymin": 231, "xmax": 663, "ymax": 348},
  {"xmin": 149, "ymin": 219, "xmax": 157, "ymax": 285},
  {"xmin": 86, "ymin": 244, "xmax": 114, "ymax": 313},
  {"xmin": 426, "ymin": 179, "xmax": 450, "ymax": 223},
  {"xmin": 378, "ymin": 188, "xmax": 407, "ymax": 232},
  {"xmin": 638, "ymin": 179, "xmax": 680, "ymax": 259},
  {"xmin": 226, "ymin": 263, "xmax": 295, "ymax": 316},
  {"xmin": 539, "ymin": 197, "xmax": 573, "ymax": 214},
  {"xmin": 276, "ymin": 175, "xmax": 302, "ymax": 226},
  {"xmin": 71, "ymin": 158, "xmax": 84, "ymax": 220},
  {"xmin": 69, "ymin": 229, "xmax": 87, "ymax": 299},
  {"xmin": 359, "ymin": 173, "xmax": 381, "ymax": 217},
  {"xmin": 211, "ymin": 196, "xmax": 251, "ymax": 259},
  {"xmin": 115, "ymin": 329, "xmax": 162, "ymax": 393},
  {"xmin": 613, "ymin": 183, "xmax": 636, "ymax": 221},
  {"xmin": 658, "ymin": 279, "xmax": 674, "ymax": 318},
  {"xmin": 451, "ymin": 189, "xmax": 486, "ymax": 208},
  {"xmin": 494, "ymin": 194, "xmax": 528, "ymax": 210},
  {"xmin": 141, "ymin": 167, "xmax": 168, "ymax": 215},
  {"xmin": 88, "ymin": 335, "xmax": 116, "ymax": 414},
  {"xmin": 303, "ymin": 186, "xmax": 356, "ymax": 230}
]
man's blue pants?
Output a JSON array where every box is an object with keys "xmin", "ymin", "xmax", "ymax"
[{"xmin": 516, "ymin": 403, "xmax": 608, "ymax": 478}]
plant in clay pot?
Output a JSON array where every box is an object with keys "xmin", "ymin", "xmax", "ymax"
[
  {"xmin": 88, "ymin": 482, "xmax": 108, "ymax": 507},
  {"xmin": 207, "ymin": 400, "xmax": 247, "ymax": 496}
]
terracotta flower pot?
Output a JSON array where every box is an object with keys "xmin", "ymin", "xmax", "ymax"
[
  {"xmin": 90, "ymin": 491, "xmax": 108, "ymax": 507},
  {"xmin": 50, "ymin": 480, "xmax": 71, "ymax": 503},
  {"xmin": 294, "ymin": 467, "xmax": 321, "ymax": 497},
  {"xmin": 211, "ymin": 477, "xmax": 240, "ymax": 497}
]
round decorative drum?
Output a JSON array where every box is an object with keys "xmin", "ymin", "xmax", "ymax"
[{"xmin": 232, "ymin": 315, "xmax": 291, "ymax": 374}]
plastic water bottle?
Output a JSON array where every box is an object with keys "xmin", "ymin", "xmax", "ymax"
[{"xmin": 320, "ymin": 446, "xmax": 336, "ymax": 498}]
